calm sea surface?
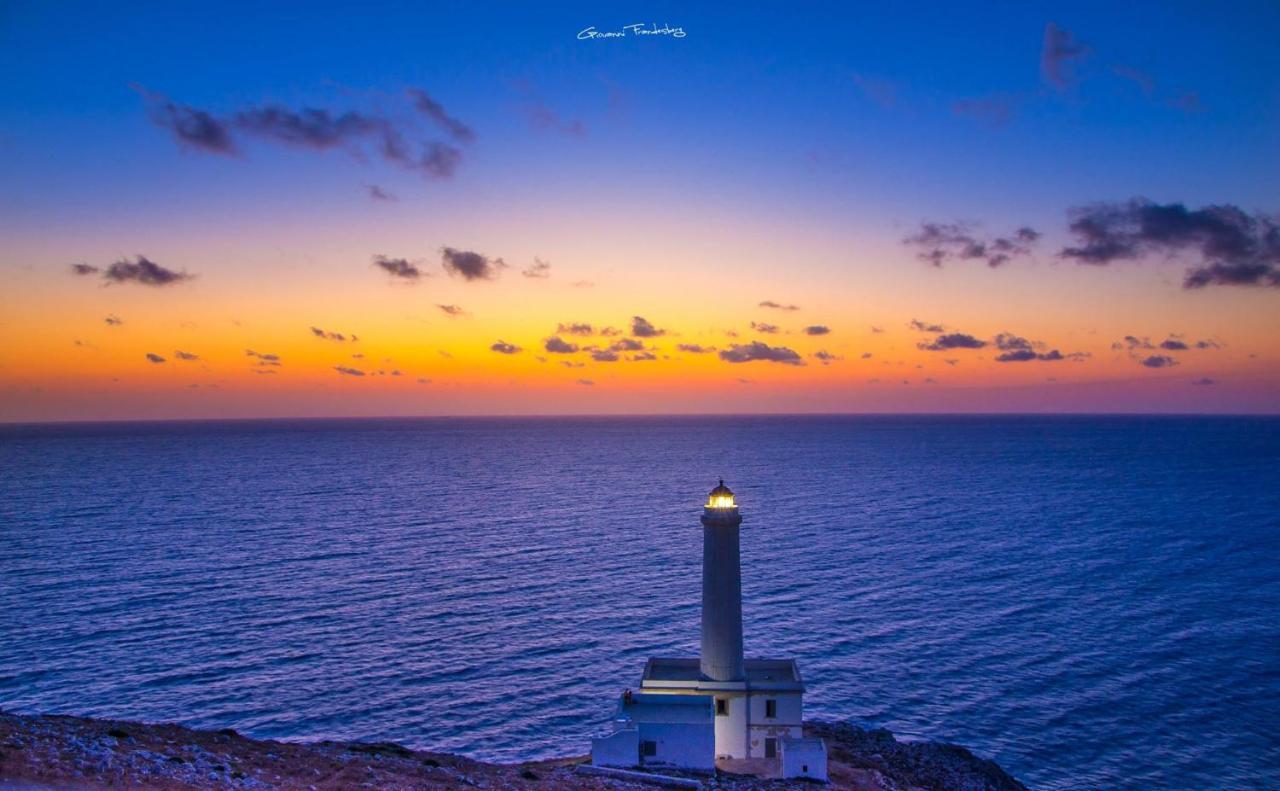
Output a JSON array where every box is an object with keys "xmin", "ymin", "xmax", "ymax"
[{"xmin": 1, "ymin": 416, "xmax": 1278, "ymax": 789}]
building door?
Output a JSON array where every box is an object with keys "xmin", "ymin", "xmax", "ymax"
[{"xmin": 764, "ymin": 737, "xmax": 777, "ymax": 759}]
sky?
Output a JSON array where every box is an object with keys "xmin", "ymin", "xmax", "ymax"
[{"xmin": 2, "ymin": 1, "xmax": 1278, "ymax": 420}]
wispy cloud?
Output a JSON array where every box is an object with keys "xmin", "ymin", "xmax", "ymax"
[
  {"xmin": 1041, "ymin": 23, "xmax": 1090, "ymax": 90},
  {"xmin": 406, "ymin": 87, "xmax": 475, "ymax": 143},
  {"xmin": 758, "ymin": 300, "xmax": 800, "ymax": 311},
  {"xmin": 373, "ymin": 255, "xmax": 423, "ymax": 280},
  {"xmin": 522, "ymin": 257, "xmax": 551, "ymax": 279},
  {"xmin": 490, "ymin": 340, "xmax": 521, "ymax": 354},
  {"xmin": 904, "ymin": 222, "xmax": 1040, "ymax": 268}
]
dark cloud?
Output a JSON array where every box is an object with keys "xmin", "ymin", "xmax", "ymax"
[
  {"xmin": 1160, "ymin": 338, "xmax": 1189, "ymax": 351},
  {"xmin": 442, "ymin": 247, "xmax": 505, "ymax": 281},
  {"xmin": 310, "ymin": 326, "xmax": 353, "ymax": 341},
  {"xmin": 373, "ymin": 255, "xmax": 422, "ymax": 280},
  {"xmin": 870, "ymin": 326, "xmax": 884, "ymax": 334},
  {"xmin": 758, "ymin": 300, "xmax": 800, "ymax": 311},
  {"xmin": 233, "ymin": 104, "xmax": 384, "ymax": 150},
  {"xmin": 610, "ymin": 338, "xmax": 645, "ymax": 352},
  {"xmin": 591, "ymin": 350, "xmax": 619, "ymax": 362},
  {"xmin": 918, "ymin": 333, "xmax": 987, "ymax": 351},
  {"xmin": 71, "ymin": 263, "xmax": 99, "ymax": 276},
  {"xmin": 1041, "ymin": 23, "xmax": 1089, "ymax": 90},
  {"xmin": 135, "ymin": 86, "xmax": 236, "ymax": 154},
  {"xmin": 138, "ymin": 87, "xmax": 470, "ymax": 180},
  {"xmin": 1195, "ymin": 339, "xmax": 1222, "ymax": 349},
  {"xmin": 381, "ymin": 137, "xmax": 463, "ymax": 179},
  {"xmin": 522, "ymin": 257, "xmax": 551, "ymax": 279},
  {"xmin": 557, "ymin": 323, "xmax": 594, "ymax": 335},
  {"xmin": 174, "ymin": 350, "xmax": 199, "ymax": 361},
  {"xmin": 803, "ymin": 325, "xmax": 830, "ymax": 336},
  {"xmin": 405, "ymin": 88, "xmax": 475, "ymax": 143},
  {"xmin": 102, "ymin": 256, "xmax": 192, "ymax": 286},
  {"xmin": 904, "ymin": 222, "xmax": 1040, "ymax": 268},
  {"xmin": 631, "ymin": 352, "xmax": 658, "ymax": 361},
  {"xmin": 1141, "ymin": 355, "xmax": 1178, "ymax": 368},
  {"xmin": 813, "ymin": 350, "xmax": 841, "ymax": 364},
  {"xmin": 437, "ymin": 304, "xmax": 466, "ymax": 317},
  {"xmin": 1192, "ymin": 377, "xmax": 1216, "ymax": 386},
  {"xmin": 719, "ymin": 341, "xmax": 804, "ymax": 365},
  {"xmin": 104, "ymin": 315, "xmax": 123, "ymax": 326},
  {"xmin": 631, "ymin": 316, "xmax": 665, "ymax": 337},
  {"xmin": 861, "ymin": 352, "xmax": 873, "ymax": 359},
  {"xmin": 1060, "ymin": 199, "xmax": 1280, "ymax": 289},
  {"xmin": 544, "ymin": 336, "xmax": 579, "ymax": 354},
  {"xmin": 1114, "ymin": 335, "xmax": 1155, "ymax": 351},
  {"xmin": 577, "ymin": 378, "xmax": 595, "ymax": 386},
  {"xmin": 677, "ymin": 344, "xmax": 713, "ymax": 353},
  {"xmin": 490, "ymin": 340, "xmax": 521, "ymax": 354},
  {"xmin": 334, "ymin": 366, "xmax": 365, "ymax": 376},
  {"xmin": 909, "ymin": 319, "xmax": 945, "ymax": 333},
  {"xmin": 367, "ymin": 185, "xmax": 397, "ymax": 202},
  {"xmin": 245, "ymin": 349, "xmax": 281, "ymax": 366},
  {"xmin": 145, "ymin": 353, "xmax": 166, "ymax": 364},
  {"xmin": 751, "ymin": 321, "xmax": 780, "ymax": 334}
]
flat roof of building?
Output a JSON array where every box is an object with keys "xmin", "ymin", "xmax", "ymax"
[{"xmin": 640, "ymin": 657, "xmax": 805, "ymax": 691}]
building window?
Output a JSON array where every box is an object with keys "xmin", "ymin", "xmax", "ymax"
[
  {"xmin": 765, "ymin": 738, "xmax": 777, "ymax": 759},
  {"xmin": 641, "ymin": 740, "xmax": 657, "ymax": 757},
  {"xmin": 715, "ymin": 698, "xmax": 728, "ymax": 716},
  {"xmin": 765, "ymin": 699, "xmax": 777, "ymax": 718}
]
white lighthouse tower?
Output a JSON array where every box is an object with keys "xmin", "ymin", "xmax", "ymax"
[
  {"xmin": 590, "ymin": 481, "xmax": 827, "ymax": 781},
  {"xmin": 700, "ymin": 480, "xmax": 745, "ymax": 682}
]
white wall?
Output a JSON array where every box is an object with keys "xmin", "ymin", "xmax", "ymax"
[{"xmin": 712, "ymin": 692, "xmax": 749, "ymax": 758}]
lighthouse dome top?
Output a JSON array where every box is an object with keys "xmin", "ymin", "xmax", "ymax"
[{"xmin": 706, "ymin": 479, "xmax": 736, "ymax": 509}]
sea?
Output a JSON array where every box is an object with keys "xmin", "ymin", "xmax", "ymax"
[{"xmin": 1, "ymin": 416, "xmax": 1277, "ymax": 789}]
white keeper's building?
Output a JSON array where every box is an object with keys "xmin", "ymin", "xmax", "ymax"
[{"xmin": 590, "ymin": 481, "xmax": 828, "ymax": 781}]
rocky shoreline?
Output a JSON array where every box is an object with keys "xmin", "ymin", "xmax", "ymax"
[{"xmin": 0, "ymin": 710, "xmax": 1027, "ymax": 790}]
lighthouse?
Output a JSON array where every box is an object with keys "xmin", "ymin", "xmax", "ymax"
[
  {"xmin": 589, "ymin": 481, "xmax": 827, "ymax": 781},
  {"xmin": 700, "ymin": 480, "xmax": 745, "ymax": 682}
]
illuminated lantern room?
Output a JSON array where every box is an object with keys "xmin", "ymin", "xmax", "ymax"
[{"xmin": 705, "ymin": 479, "xmax": 737, "ymax": 511}]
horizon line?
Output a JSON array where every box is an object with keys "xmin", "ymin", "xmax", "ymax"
[{"xmin": 3, "ymin": 410, "xmax": 1279, "ymax": 428}]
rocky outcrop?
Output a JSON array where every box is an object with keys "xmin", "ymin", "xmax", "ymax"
[
  {"xmin": 807, "ymin": 722, "xmax": 1028, "ymax": 791},
  {"xmin": 0, "ymin": 710, "xmax": 1027, "ymax": 790}
]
